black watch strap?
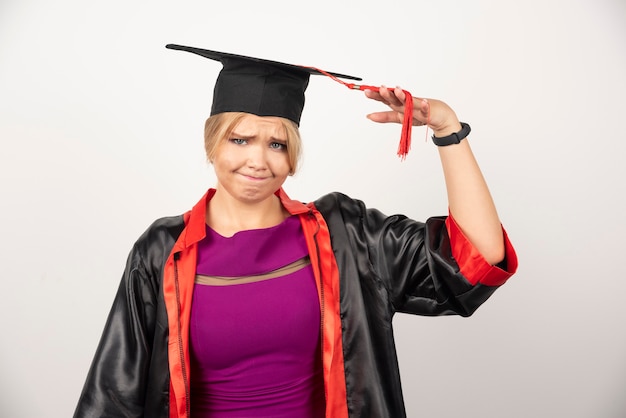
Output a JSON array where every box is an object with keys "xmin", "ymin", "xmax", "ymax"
[{"xmin": 432, "ymin": 122, "xmax": 471, "ymax": 146}]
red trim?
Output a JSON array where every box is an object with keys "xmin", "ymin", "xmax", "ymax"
[
  {"xmin": 445, "ymin": 212, "xmax": 518, "ymax": 287},
  {"xmin": 278, "ymin": 188, "xmax": 349, "ymax": 417},
  {"xmin": 168, "ymin": 382, "xmax": 177, "ymax": 418},
  {"xmin": 164, "ymin": 190, "xmax": 212, "ymax": 418},
  {"xmin": 164, "ymin": 241, "xmax": 196, "ymax": 418},
  {"xmin": 301, "ymin": 205, "xmax": 349, "ymax": 418}
]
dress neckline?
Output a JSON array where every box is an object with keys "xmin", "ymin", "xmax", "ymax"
[{"xmin": 205, "ymin": 214, "xmax": 296, "ymax": 239}]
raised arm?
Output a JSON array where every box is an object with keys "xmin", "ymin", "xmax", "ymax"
[{"xmin": 365, "ymin": 87, "xmax": 505, "ymax": 265}]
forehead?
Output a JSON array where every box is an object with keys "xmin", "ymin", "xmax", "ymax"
[{"xmin": 232, "ymin": 114, "xmax": 287, "ymax": 137}]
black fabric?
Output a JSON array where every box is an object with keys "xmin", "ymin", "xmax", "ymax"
[
  {"xmin": 313, "ymin": 192, "xmax": 499, "ymax": 418},
  {"xmin": 74, "ymin": 215, "xmax": 184, "ymax": 418},
  {"xmin": 212, "ymin": 57, "xmax": 310, "ymax": 125},
  {"xmin": 74, "ymin": 192, "xmax": 501, "ymax": 418},
  {"xmin": 165, "ymin": 44, "xmax": 361, "ymax": 125}
]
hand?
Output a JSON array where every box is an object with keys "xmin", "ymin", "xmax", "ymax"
[{"xmin": 365, "ymin": 86, "xmax": 462, "ymax": 137}]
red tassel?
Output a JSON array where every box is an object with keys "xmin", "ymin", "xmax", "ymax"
[
  {"xmin": 306, "ymin": 66, "xmax": 423, "ymax": 160},
  {"xmin": 398, "ymin": 89, "xmax": 413, "ymax": 160}
]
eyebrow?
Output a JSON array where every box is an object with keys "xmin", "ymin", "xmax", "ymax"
[{"xmin": 230, "ymin": 131, "xmax": 287, "ymax": 142}]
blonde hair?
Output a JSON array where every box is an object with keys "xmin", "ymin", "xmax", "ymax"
[{"xmin": 204, "ymin": 112, "xmax": 302, "ymax": 175}]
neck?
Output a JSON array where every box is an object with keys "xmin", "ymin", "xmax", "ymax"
[{"xmin": 206, "ymin": 189, "xmax": 288, "ymax": 237}]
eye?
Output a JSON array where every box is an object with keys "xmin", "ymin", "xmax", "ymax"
[
  {"xmin": 269, "ymin": 142, "xmax": 287, "ymax": 151},
  {"xmin": 230, "ymin": 138, "xmax": 247, "ymax": 145}
]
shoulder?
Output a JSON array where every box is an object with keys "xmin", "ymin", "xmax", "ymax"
[
  {"xmin": 135, "ymin": 215, "xmax": 186, "ymax": 246},
  {"xmin": 312, "ymin": 192, "xmax": 431, "ymax": 246},
  {"xmin": 130, "ymin": 214, "xmax": 186, "ymax": 267},
  {"xmin": 312, "ymin": 192, "xmax": 397, "ymax": 225},
  {"xmin": 313, "ymin": 191, "xmax": 366, "ymax": 216}
]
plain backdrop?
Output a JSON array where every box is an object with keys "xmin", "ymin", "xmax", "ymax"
[{"xmin": 1, "ymin": 0, "xmax": 625, "ymax": 417}]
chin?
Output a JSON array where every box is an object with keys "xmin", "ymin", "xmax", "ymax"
[{"xmin": 237, "ymin": 187, "xmax": 275, "ymax": 203}]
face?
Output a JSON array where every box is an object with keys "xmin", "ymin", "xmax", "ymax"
[{"xmin": 212, "ymin": 114, "xmax": 291, "ymax": 206}]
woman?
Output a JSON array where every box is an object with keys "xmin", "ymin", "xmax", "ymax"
[{"xmin": 74, "ymin": 44, "xmax": 517, "ymax": 418}]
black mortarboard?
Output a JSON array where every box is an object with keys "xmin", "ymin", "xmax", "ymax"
[{"xmin": 165, "ymin": 44, "xmax": 362, "ymax": 126}]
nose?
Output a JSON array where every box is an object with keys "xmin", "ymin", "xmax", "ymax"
[{"xmin": 245, "ymin": 143, "xmax": 268, "ymax": 170}]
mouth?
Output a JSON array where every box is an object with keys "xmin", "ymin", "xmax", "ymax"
[{"xmin": 238, "ymin": 172, "xmax": 270, "ymax": 181}]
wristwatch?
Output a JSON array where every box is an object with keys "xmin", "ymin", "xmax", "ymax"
[{"xmin": 432, "ymin": 122, "xmax": 471, "ymax": 146}]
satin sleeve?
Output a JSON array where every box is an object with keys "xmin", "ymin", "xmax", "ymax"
[
  {"xmin": 361, "ymin": 202, "xmax": 517, "ymax": 317},
  {"xmin": 445, "ymin": 210, "xmax": 517, "ymax": 287},
  {"xmin": 74, "ymin": 245, "xmax": 157, "ymax": 418}
]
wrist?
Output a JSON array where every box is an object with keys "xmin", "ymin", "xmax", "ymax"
[
  {"xmin": 432, "ymin": 121, "xmax": 462, "ymax": 138},
  {"xmin": 432, "ymin": 122, "xmax": 471, "ymax": 146}
]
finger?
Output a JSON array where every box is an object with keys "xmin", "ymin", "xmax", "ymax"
[
  {"xmin": 366, "ymin": 111, "xmax": 403, "ymax": 124},
  {"xmin": 415, "ymin": 98, "xmax": 431, "ymax": 123},
  {"xmin": 415, "ymin": 98, "xmax": 429, "ymax": 114},
  {"xmin": 405, "ymin": 97, "xmax": 429, "ymax": 126},
  {"xmin": 364, "ymin": 89, "xmax": 388, "ymax": 105},
  {"xmin": 379, "ymin": 85, "xmax": 403, "ymax": 107},
  {"xmin": 392, "ymin": 86, "xmax": 406, "ymax": 104}
]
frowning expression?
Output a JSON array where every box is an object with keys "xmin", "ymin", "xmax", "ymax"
[{"xmin": 212, "ymin": 114, "xmax": 292, "ymax": 205}]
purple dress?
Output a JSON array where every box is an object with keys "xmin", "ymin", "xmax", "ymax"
[{"xmin": 190, "ymin": 216, "xmax": 325, "ymax": 417}]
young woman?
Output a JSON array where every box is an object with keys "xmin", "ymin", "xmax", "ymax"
[{"xmin": 74, "ymin": 45, "xmax": 517, "ymax": 418}]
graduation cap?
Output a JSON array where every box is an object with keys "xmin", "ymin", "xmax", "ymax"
[
  {"xmin": 165, "ymin": 44, "xmax": 361, "ymax": 126},
  {"xmin": 166, "ymin": 43, "xmax": 416, "ymax": 159}
]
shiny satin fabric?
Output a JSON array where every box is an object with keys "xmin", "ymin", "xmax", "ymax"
[
  {"xmin": 74, "ymin": 216, "xmax": 184, "ymax": 418},
  {"xmin": 313, "ymin": 193, "xmax": 514, "ymax": 418},
  {"xmin": 74, "ymin": 191, "xmax": 516, "ymax": 418}
]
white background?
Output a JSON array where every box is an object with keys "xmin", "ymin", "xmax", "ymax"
[{"xmin": 1, "ymin": 0, "xmax": 625, "ymax": 417}]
